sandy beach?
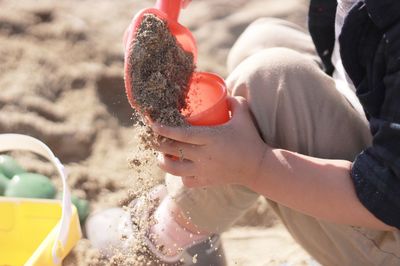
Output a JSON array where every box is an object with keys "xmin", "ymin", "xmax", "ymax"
[{"xmin": 0, "ymin": 0, "xmax": 312, "ymax": 264}]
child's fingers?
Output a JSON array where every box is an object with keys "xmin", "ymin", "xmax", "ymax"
[
  {"xmin": 157, "ymin": 153, "xmax": 195, "ymax": 177},
  {"xmin": 156, "ymin": 140, "xmax": 198, "ymax": 160},
  {"xmin": 151, "ymin": 124, "xmax": 211, "ymax": 145}
]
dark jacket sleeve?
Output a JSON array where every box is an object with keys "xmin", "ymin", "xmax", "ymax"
[
  {"xmin": 308, "ymin": 0, "xmax": 337, "ymax": 75},
  {"xmin": 350, "ymin": 2, "xmax": 400, "ymax": 229}
]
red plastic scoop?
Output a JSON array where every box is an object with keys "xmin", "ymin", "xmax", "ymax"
[{"xmin": 123, "ymin": 0, "xmax": 229, "ymax": 126}]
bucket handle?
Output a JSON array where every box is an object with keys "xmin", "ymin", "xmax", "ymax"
[{"xmin": 0, "ymin": 134, "xmax": 73, "ymax": 265}]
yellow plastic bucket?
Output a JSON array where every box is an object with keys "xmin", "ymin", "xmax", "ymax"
[{"xmin": 0, "ymin": 134, "xmax": 82, "ymax": 266}]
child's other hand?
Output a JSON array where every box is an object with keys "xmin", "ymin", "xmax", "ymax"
[{"xmin": 152, "ymin": 96, "xmax": 269, "ymax": 188}]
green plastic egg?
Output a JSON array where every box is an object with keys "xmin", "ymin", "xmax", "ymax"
[
  {"xmin": 72, "ymin": 194, "xmax": 90, "ymax": 223},
  {"xmin": 57, "ymin": 193, "xmax": 90, "ymax": 223},
  {"xmin": 5, "ymin": 173, "xmax": 56, "ymax": 199},
  {"xmin": 0, "ymin": 155, "xmax": 25, "ymax": 179},
  {"xmin": 0, "ymin": 172, "xmax": 10, "ymax": 196}
]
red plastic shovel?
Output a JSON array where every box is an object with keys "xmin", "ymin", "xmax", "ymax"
[{"xmin": 123, "ymin": 0, "xmax": 229, "ymax": 126}]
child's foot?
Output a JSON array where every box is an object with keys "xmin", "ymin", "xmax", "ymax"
[{"xmin": 86, "ymin": 185, "xmax": 226, "ymax": 265}]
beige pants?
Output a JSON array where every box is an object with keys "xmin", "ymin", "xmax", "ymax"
[{"xmin": 166, "ymin": 18, "xmax": 400, "ymax": 265}]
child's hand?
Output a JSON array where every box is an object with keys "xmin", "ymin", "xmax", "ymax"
[{"xmin": 152, "ymin": 96, "xmax": 269, "ymax": 188}]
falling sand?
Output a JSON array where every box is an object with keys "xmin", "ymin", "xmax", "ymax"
[{"xmin": 91, "ymin": 14, "xmax": 196, "ymax": 265}]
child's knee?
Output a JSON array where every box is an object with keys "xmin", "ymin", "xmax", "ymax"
[
  {"xmin": 227, "ymin": 18, "xmax": 313, "ymax": 72},
  {"xmin": 227, "ymin": 47, "xmax": 319, "ymax": 99}
]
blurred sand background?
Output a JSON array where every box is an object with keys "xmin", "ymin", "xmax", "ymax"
[{"xmin": 0, "ymin": 0, "xmax": 313, "ymax": 265}]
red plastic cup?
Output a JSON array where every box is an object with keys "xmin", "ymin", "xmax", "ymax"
[{"xmin": 183, "ymin": 72, "xmax": 229, "ymax": 126}]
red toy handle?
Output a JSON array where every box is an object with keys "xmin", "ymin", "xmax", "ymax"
[{"xmin": 155, "ymin": 0, "xmax": 182, "ymax": 21}]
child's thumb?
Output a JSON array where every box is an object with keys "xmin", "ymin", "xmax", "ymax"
[{"xmin": 227, "ymin": 96, "xmax": 249, "ymax": 116}]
